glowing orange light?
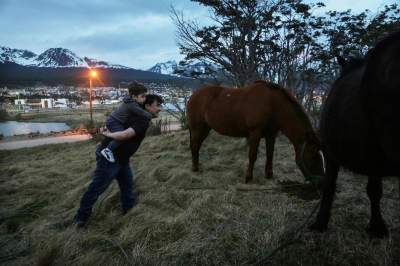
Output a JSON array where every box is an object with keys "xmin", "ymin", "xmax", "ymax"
[{"xmin": 90, "ymin": 70, "xmax": 97, "ymax": 78}]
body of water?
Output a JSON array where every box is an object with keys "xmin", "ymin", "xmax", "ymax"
[{"xmin": 0, "ymin": 121, "xmax": 70, "ymax": 137}]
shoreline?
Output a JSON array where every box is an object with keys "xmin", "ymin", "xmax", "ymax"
[
  {"xmin": 0, "ymin": 128, "xmax": 89, "ymax": 143},
  {"xmin": 0, "ymin": 133, "xmax": 93, "ymax": 150}
]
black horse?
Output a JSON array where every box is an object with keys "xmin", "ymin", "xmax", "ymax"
[{"xmin": 310, "ymin": 30, "xmax": 400, "ymax": 238}]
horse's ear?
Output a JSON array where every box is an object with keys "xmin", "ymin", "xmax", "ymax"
[{"xmin": 336, "ymin": 55, "xmax": 346, "ymax": 68}]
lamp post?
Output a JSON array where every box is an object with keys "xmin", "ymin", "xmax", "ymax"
[{"xmin": 89, "ymin": 70, "xmax": 97, "ymax": 124}]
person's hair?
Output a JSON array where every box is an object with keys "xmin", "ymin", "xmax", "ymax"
[
  {"xmin": 144, "ymin": 94, "xmax": 164, "ymax": 106},
  {"xmin": 128, "ymin": 81, "xmax": 148, "ymax": 97}
]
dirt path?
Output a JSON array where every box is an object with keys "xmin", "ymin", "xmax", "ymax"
[
  {"xmin": 0, "ymin": 123, "xmax": 182, "ymax": 150},
  {"xmin": 0, "ymin": 134, "xmax": 92, "ymax": 150}
]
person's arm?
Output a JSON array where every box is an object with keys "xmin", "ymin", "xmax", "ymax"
[
  {"xmin": 127, "ymin": 102, "xmax": 151, "ymax": 119},
  {"xmin": 100, "ymin": 127, "xmax": 136, "ymax": 141}
]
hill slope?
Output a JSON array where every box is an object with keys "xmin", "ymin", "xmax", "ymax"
[
  {"xmin": 0, "ymin": 131, "xmax": 399, "ymax": 265},
  {"xmin": 0, "ymin": 61, "xmax": 181, "ymax": 86}
]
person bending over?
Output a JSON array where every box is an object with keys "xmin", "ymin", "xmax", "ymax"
[
  {"xmin": 101, "ymin": 81, "xmax": 151, "ymax": 163},
  {"xmin": 73, "ymin": 94, "xmax": 163, "ymax": 228}
]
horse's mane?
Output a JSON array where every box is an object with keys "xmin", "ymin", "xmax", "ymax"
[{"xmin": 253, "ymin": 80, "xmax": 314, "ymax": 131}]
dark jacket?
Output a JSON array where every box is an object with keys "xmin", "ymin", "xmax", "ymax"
[
  {"xmin": 101, "ymin": 113, "xmax": 151, "ymax": 163},
  {"xmin": 110, "ymin": 98, "xmax": 151, "ymax": 126}
]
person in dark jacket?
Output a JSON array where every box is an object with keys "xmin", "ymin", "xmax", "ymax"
[
  {"xmin": 101, "ymin": 81, "xmax": 151, "ymax": 163},
  {"xmin": 73, "ymin": 94, "xmax": 163, "ymax": 228}
]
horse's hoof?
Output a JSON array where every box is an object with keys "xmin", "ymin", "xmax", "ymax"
[
  {"xmin": 245, "ymin": 177, "xmax": 252, "ymax": 184},
  {"xmin": 192, "ymin": 166, "xmax": 199, "ymax": 172},
  {"xmin": 366, "ymin": 223, "xmax": 389, "ymax": 238},
  {"xmin": 309, "ymin": 221, "xmax": 328, "ymax": 232},
  {"xmin": 265, "ymin": 172, "xmax": 273, "ymax": 179}
]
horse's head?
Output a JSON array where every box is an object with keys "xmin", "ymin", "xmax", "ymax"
[{"xmin": 296, "ymin": 132, "xmax": 326, "ymax": 184}]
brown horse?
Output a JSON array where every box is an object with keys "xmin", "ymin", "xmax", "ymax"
[{"xmin": 187, "ymin": 80, "xmax": 325, "ymax": 183}]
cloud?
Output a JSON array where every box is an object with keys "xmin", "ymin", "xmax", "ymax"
[
  {"xmin": 1, "ymin": 0, "xmax": 395, "ymax": 69},
  {"xmin": 60, "ymin": 13, "xmax": 179, "ymax": 68},
  {"xmin": 0, "ymin": 0, "xmax": 207, "ymax": 68}
]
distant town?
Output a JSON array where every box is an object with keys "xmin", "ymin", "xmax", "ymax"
[{"xmin": 0, "ymin": 82, "xmax": 191, "ymax": 113}]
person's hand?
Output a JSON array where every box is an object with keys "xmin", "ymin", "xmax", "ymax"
[{"xmin": 99, "ymin": 126, "xmax": 110, "ymax": 137}]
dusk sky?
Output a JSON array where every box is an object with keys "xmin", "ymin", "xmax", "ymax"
[{"xmin": 0, "ymin": 0, "xmax": 396, "ymax": 70}]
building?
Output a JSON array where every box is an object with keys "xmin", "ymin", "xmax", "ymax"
[
  {"xmin": 13, "ymin": 98, "xmax": 55, "ymax": 110},
  {"xmin": 14, "ymin": 99, "xmax": 27, "ymax": 106},
  {"xmin": 27, "ymin": 99, "xmax": 42, "ymax": 110},
  {"xmin": 41, "ymin": 98, "xmax": 54, "ymax": 109},
  {"xmin": 54, "ymin": 98, "xmax": 68, "ymax": 108}
]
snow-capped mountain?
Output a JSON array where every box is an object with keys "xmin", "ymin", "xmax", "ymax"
[
  {"xmin": 148, "ymin": 60, "xmax": 179, "ymax": 76},
  {"xmin": 0, "ymin": 47, "xmax": 37, "ymax": 65},
  {"xmin": 0, "ymin": 47, "xmax": 184, "ymax": 86},
  {"xmin": 181, "ymin": 61, "xmax": 218, "ymax": 77},
  {"xmin": 35, "ymin": 48, "xmax": 87, "ymax": 67},
  {"xmin": 147, "ymin": 60, "xmax": 218, "ymax": 78},
  {"xmin": 0, "ymin": 46, "xmax": 132, "ymax": 69}
]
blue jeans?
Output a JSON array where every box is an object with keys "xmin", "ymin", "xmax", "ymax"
[{"xmin": 75, "ymin": 146, "xmax": 137, "ymax": 222}]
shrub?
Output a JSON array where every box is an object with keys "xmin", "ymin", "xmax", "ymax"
[
  {"xmin": 146, "ymin": 118, "xmax": 172, "ymax": 136},
  {"xmin": 0, "ymin": 109, "xmax": 9, "ymax": 121},
  {"xmin": 146, "ymin": 120, "xmax": 162, "ymax": 136}
]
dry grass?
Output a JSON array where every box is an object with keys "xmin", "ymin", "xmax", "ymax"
[{"xmin": 0, "ymin": 131, "xmax": 399, "ymax": 265}]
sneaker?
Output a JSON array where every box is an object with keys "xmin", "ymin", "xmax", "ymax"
[
  {"xmin": 122, "ymin": 208, "xmax": 131, "ymax": 216},
  {"xmin": 73, "ymin": 218, "xmax": 87, "ymax": 229},
  {"xmin": 101, "ymin": 148, "xmax": 115, "ymax": 163}
]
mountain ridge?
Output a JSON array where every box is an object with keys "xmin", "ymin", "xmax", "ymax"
[
  {"xmin": 147, "ymin": 60, "xmax": 219, "ymax": 78},
  {"xmin": 0, "ymin": 46, "xmax": 213, "ymax": 86},
  {"xmin": 0, "ymin": 46, "xmax": 131, "ymax": 69}
]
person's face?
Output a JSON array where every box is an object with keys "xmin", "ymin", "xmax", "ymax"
[
  {"xmin": 132, "ymin": 93, "xmax": 146, "ymax": 104},
  {"xmin": 145, "ymin": 100, "xmax": 162, "ymax": 118}
]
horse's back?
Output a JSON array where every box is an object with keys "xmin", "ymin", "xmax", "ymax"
[
  {"xmin": 187, "ymin": 85, "xmax": 224, "ymax": 128},
  {"xmin": 187, "ymin": 82, "xmax": 278, "ymax": 136}
]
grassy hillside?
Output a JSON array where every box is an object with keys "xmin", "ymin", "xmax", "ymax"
[{"xmin": 0, "ymin": 130, "xmax": 399, "ymax": 265}]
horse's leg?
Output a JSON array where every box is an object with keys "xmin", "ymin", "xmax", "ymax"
[
  {"xmin": 265, "ymin": 131, "xmax": 278, "ymax": 179},
  {"xmin": 366, "ymin": 176, "xmax": 388, "ymax": 238},
  {"xmin": 309, "ymin": 158, "xmax": 339, "ymax": 232},
  {"xmin": 245, "ymin": 131, "xmax": 262, "ymax": 183},
  {"xmin": 190, "ymin": 125, "xmax": 210, "ymax": 172}
]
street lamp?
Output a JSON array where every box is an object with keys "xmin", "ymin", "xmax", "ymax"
[{"xmin": 89, "ymin": 70, "xmax": 97, "ymax": 124}]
